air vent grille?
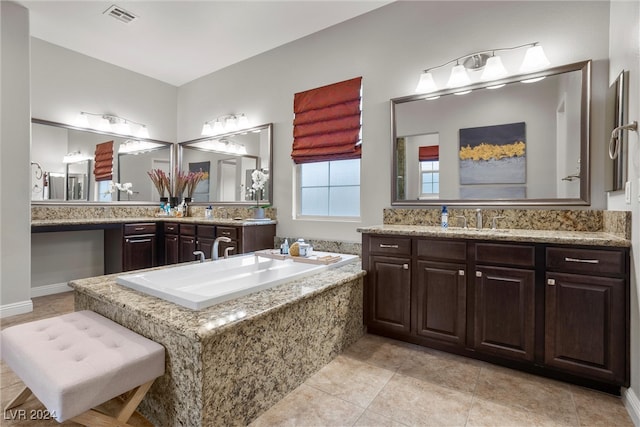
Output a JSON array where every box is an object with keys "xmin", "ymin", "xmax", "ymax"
[{"xmin": 103, "ymin": 5, "xmax": 138, "ymax": 24}]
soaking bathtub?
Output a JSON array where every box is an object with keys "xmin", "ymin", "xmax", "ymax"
[{"xmin": 116, "ymin": 251, "xmax": 358, "ymax": 310}]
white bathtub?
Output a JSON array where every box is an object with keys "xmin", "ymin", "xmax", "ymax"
[{"xmin": 116, "ymin": 252, "xmax": 358, "ymax": 310}]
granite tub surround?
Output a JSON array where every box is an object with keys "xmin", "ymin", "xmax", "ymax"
[
  {"xmin": 70, "ymin": 262, "xmax": 365, "ymax": 426},
  {"xmin": 383, "ymin": 208, "xmax": 630, "ymax": 238}
]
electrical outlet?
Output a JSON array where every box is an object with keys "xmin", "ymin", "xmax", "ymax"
[{"xmin": 625, "ymin": 181, "xmax": 631, "ymax": 204}]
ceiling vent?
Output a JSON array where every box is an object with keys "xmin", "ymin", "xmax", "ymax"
[{"xmin": 103, "ymin": 5, "xmax": 138, "ymax": 24}]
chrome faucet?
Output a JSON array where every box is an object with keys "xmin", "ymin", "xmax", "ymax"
[
  {"xmin": 491, "ymin": 215, "xmax": 506, "ymax": 230},
  {"xmin": 212, "ymin": 236, "xmax": 232, "ymax": 260},
  {"xmin": 476, "ymin": 209, "xmax": 483, "ymax": 230},
  {"xmin": 224, "ymin": 246, "xmax": 234, "ymax": 259},
  {"xmin": 193, "ymin": 250, "xmax": 205, "ymax": 263}
]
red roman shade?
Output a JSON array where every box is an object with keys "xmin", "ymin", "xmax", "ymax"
[
  {"xmin": 292, "ymin": 76, "xmax": 362, "ymax": 164},
  {"xmin": 93, "ymin": 140, "xmax": 114, "ymax": 181},
  {"xmin": 419, "ymin": 145, "xmax": 439, "ymax": 161}
]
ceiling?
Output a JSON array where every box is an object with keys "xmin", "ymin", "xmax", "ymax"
[{"xmin": 17, "ymin": 0, "xmax": 392, "ymax": 87}]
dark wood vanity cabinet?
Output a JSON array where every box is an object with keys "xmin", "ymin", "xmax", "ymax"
[
  {"xmin": 413, "ymin": 239, "xmax": 467, "ymax": 347},
  {"xmin": 196, "ymin": 225, "xmax": 216, "ymax": 259},
  {"xmin": 473, "ymin": 243, "xmax": 536, "ymax": 362},
  {"xmin": 179, "ymin": 224, "xmax": 197, "ymax": 263},
  {"xmin": 122, "ymin": 223, "xmax": 157, "ymax": 272},
  {"xmin": 362, "ymin": 233, "xmax": 630, "ymax": 389},
  {"xmin": 164, "ymin": 223, "xmax": 179, "ymax": 265},
  {"xmin": 545, "ymin": 246, "xmax": 628, "ymax": 385}
]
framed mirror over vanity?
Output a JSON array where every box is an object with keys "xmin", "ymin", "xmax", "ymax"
[
  {"xmin": 178, "ymin": 123, "xmax": 273, "ymax": 205},
  {"xmin": 31, "ymin": 118, "xmax": 174, "ymax": 203},
  {"xmin": 30, "ymin": 119, "xmax": 274, "ymax": 207},
  {"xmin": 391, "ymin": 60, "xmax": 591, "ymax": 206}
]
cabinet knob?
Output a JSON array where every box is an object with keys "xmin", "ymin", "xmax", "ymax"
[
  {"xmin": 459, "ymin": 270, "xmax": 465, "ymax": 276},
  {"xmin": 403, "ymin": 264, "xmax": 409, "ymax": 270},
  {"xmin": 475, "ymin": 271, "xmax": 482, "ymax": 277},
  {"xmin": 547, "ymin": 278, "xmax": 556, "ymax": 286}
]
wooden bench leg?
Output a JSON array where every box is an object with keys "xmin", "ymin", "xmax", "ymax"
[
  {"xmin": 70, "ymin": 379, "xmax": 155, "ymax": 427},
  {"xmin": 4, "ymin": 386, "xmax": 33, "ymax": 411}
]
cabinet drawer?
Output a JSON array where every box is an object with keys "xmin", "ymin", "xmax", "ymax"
[
  {"xmin": 475, "ymin": 243, "xmax": 535, "ymax": 268},
  {"xmin": 180, "ymin": 224, "xmax": 196, "ymax": 236},
  {"xmin": 124, "ymin": 223, "xmax": 156, "ymax": 236},
  {"xmin": 197, "ymin": 225, "xmax": 216, "ymax": 238},
  {"xmin": 368, "ymin": 236, "xmax": 411, "ymax": 256},
  {"xmin": 217, "ymin": 226, "xmax": 238, "ymax": 240},
  {"xmin": 164, "ymin": 222, "xmax": 179, "ymax": 234},
  {"xmin": 416, "ymin": 239, "xmax": 466, "ymax": 261},
  {"xmin": 546, "ymin": 247, "xmax": 624, "ymax": 276}
]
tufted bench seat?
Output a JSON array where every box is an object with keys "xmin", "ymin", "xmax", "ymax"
[{"xmin": 1, "ymin": 310, "xmax": 165, "ymax": 426}]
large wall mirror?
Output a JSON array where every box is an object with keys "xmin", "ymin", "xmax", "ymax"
[
  {"xmin": 31, "ymin": 119, "xmax": 173, "ymax": 203},
  {"xmin": 392, "ymin": 60, "xmax": 591, "ymax": 206},
  {"xmin": 178, "ymin": 123, "xmax": 273, "ymax": 205}
]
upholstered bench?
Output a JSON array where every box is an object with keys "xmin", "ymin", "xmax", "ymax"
[{"xmin": 1, "ymin": 310, "xmax": 165, "ymax": 426}]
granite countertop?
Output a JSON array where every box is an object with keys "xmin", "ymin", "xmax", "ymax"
[
  {"xmin": 357, "ymin": 225, "xmax": 631, "ymax": 247},
  {"xmin": 32, "ymin": 216, "xmax": 277, "ymax": 227},
  {"xmin": 70, "ymin": 261, "xmax": 364, "ymax": 341}
]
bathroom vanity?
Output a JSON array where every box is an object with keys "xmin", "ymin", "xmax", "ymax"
[{"xmin": 359, "ymin": 217, "xmax": 630, "ymax": 393}]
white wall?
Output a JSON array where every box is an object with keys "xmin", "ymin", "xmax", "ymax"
[
  {"xmin": 177, "ymin": 1, "xmax": 611, "ymax": 243},
  {"xmin": 607, "ymin": 0, "xmax": 640, "ymax": 423},
  {"xmin": 1, "ymin": 1, "xmax": 32, "ymax": 315}
]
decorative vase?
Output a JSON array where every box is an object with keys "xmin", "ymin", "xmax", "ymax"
[
  {"xmin": 169, "ymin": 197, "xmax": 179, "ymax": 208},
  {"xmin": 253, "ymin": 207, "xmax": 265, "ymax": 220}
]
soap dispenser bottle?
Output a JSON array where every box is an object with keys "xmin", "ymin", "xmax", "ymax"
[{"xmin": 441, "ymin": 205, "xmax": 448, "ymax": 229}]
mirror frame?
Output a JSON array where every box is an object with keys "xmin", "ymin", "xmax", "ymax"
[
  {"xmin": 178, "ymin": 123, "xmax": 273, "ymax": 206},
  {"xmin": 391, "ymin": 60, "xmax": 591, "ymax": 207},
  {"xmin": 31, "ymin": 118, "xmax": 175, "ymax": 205}
]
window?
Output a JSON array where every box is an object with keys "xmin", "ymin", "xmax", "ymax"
[
  {"xmin": 420, "ymin": 160, "xmax": 439, "ymax": 196},
  {"xmin": 97, "ymin": 180, "xmax": 113, "ymax": 202},
  {"xmin": 292, "ymin": 76, "xmax": 362, "ymax": 217},
  {"xmin": 299, "ymin": 159, "xmax": 360, "ymax": 217}
]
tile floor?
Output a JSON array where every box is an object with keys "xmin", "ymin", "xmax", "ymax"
[{"xmin": 1, "ymin": 292, "xmax": 635, "ymax": 427}]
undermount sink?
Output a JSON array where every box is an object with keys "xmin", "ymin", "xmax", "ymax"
[{"xmin": 447, "ymin": 227, "xmax": 512, "ymax": 234}]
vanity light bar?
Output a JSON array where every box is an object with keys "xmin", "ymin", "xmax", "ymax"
[
  {"xmin": 201, "ymin": 114, "xmax": 250, "ymax": 136},
  {"xmin": 76, "ymin": 112, "xmax": 150, "ymax": 138},
  {"xmin": 415, "ymin": 42, "xmax": 550, "ymax": 94}
]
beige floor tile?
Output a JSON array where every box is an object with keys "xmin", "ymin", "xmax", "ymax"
[
  {"xmin": 570, "ymin": 385, "xmax": 634, "ymax": 427},
  {"xmin": 475, "ymin": 365, "xmax": 578, "ymax": 426},
  {"xmin": 467, "ymin": 397, "xmax": 576, "ymax": 427},
  {"xmin": 353, "ymin": 409, "xmax": 408, "ymax": 426},
  {"xmin": 397, "ymin": 346, "xmax": 485, "ymax": 393},
  {"xmin": 367, "ymin": 373, "xmax": 473, "ymax": 426},
  {"xmin": 343, "ymin": 334, "xmax": 425, "ymax": 372},
  {"xmin": 249, "ymin": 383, "xmax": 365, "ymax": 427}
]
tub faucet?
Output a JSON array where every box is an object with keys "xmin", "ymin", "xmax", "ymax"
[
  {"xmin": 212, "ymin": 236, "xmax": 232, "ymax": 260},
  {"xmin": 476, "ymin": 209, "xmax": 483, "ymax": 230},
  {"xmin": 224, "ymin": 246, "xmax": 234, "ymax": 259},
  {"xmin": 491, "ymin": 215, "xmax": 506, "ymax": 230},
  {"xmin": 193, "ymin": 251, "xmax": 205, "ymax": 263}
]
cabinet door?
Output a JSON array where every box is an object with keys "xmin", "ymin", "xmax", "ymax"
[
  {"xmin": 414, "ymin": 260, "xmax": 466, "ymax": 346},
  {"xmin": 165, "ymin": 234, "xmax": 179, "ymax": 265},
  {"xmin": 197, "ymin": 237, "xmax": 214, "ymax": 260},
  {"xmin": 474, "ymin": 266, "xmax": 535, "ymax": 361},
  {"xmin": 545, "ymin": 272, "xmax": 626, "ymax": 384},
  {"xmin": 179, "ymin": 235, "xmax": 197, "ymax": 263},
  {"xmin": 367, "ymin": 256, "xmax": 411, "ymax": 335},
  {"xmin": 123, "ymin": 235, "xmax": 156, "ymax": 271}
]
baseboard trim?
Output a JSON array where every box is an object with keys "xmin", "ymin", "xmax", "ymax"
[
  {"xmin": 0, "ymin": 300, "xmax": 33, "ymax": 318},
  {"xmin": 31, "ymin": 282, "xmax": 72, "ymax": 298},
  {"xmin": 623, "ymin": 387, "xmax": 640, "ymax": 426}
]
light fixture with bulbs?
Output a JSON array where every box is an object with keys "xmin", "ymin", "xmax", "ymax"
[
  {"xmin": 415, "ymin": 42, "xmax": 550, "ymax": 95},
  {"xmin": 201, "ymin": 114, "xmax": 250, "ymax": 136},
  {"xmin": 189, "ymin": 138, "xmax": 248, "ymax": 155},
  {"xmin": 62, "ymin": 151, "xmax": 91, "ymax": 163},
  {"xmin": 118, "ymin": 139, "xmax": 165, "ymax": 154},
  {"xmin": 75, "ymin": 112, "xmax": 150, "ymax": 138}
]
